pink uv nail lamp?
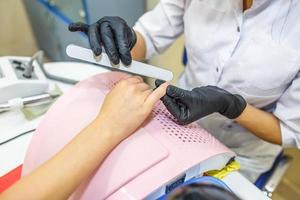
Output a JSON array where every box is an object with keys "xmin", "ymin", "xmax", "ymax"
[{"xmin": 22, "ymin": 72, "xmax": 235, "ymax": 200}]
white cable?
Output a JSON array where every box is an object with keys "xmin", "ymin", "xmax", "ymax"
[{"xmin": 8, "ymin": 98, "xmax": 24, "ymax": 110}]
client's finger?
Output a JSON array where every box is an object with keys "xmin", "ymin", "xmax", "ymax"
[{"xmin": 145, "ymin": 82, "xmax": 169, "ymax": 107}]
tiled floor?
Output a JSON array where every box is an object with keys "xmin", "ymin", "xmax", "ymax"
[{"xmin": 1, "ymin": 1, "xmax": 300, "ymax": 199}]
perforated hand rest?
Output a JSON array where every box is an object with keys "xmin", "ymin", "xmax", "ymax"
[
  {"xmin": 22, "ymin": 72, "xmax": 234, "ymax": 200},
  {"xmin": 152, "ymin": 104, "xmax": 214, "ymax": 144}
]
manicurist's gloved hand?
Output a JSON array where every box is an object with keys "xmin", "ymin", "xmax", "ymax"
[
  {"xmin": 69, "ymin": 16, "xmax": 137, "ymax": 65},
  {"xmin": 155, "ymin": 80, "xmax": 247, "ymax": 125}
]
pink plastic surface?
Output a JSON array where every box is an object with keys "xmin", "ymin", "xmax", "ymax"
[{"xmin": 22, "ymin": 72, "xmax": 234, "ymax": 200}]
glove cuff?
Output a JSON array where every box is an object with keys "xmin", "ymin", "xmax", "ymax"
[
  {"xmin": 220, "ymin": 94, "xmax": 247, "ymax": 119},
  {"xmin": 129, "ymin": 27, "xmax": 137, "ymax": 50}
]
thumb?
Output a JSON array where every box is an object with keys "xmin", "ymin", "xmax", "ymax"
[
  {"xmin": 145, "ymin": 82, "xmax": 169, "ymax": 108},
  {"xmin": 68, "ymin": 22, "xmax": 89, "ymax": 33}
]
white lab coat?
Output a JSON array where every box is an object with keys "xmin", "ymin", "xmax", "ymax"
[{"xmin": 134, "ymin": 0, "xmax": 300, "ymax": 182}]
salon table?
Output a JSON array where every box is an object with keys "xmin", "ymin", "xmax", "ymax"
[{"xmin": 0, "ymin": 61, "xmax": 269, "ymax": 200}]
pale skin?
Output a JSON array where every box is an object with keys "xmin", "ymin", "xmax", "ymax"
[
  {"xmin": 0, "ymin": 77, "xmax": 169, "ymax": 200},
  {"xmin": 130, "ymin": 0, "xmax": 282, "ymax": 145}
]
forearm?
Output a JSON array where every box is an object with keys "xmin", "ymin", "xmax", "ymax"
[
  {"xmin": 131, "ymin": 31, "xmax": 146, "ymax": 61},
  {"xmin": 1, "ymin": 118, "xmax": 118, "ymax": 200},
  {"xmin": 235, "ymin": 104, "xmax": 282, "ymax": 145}
]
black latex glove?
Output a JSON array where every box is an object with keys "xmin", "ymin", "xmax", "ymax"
[
  {"xmin": 155, "ymin": 80, "xmax": 247, "ymax": 125},
  {"xmin": 69, "ymin": 16, "xmax": 137, "ymax": 65}
]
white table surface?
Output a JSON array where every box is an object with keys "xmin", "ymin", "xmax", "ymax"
[{"xmin": 0, "ymin": 61, "xmax": 269, "ymax": 200}]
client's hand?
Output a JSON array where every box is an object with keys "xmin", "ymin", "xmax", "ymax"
[
  {"xmin": 0, "ymin": 76, "xmax": 168, "ymax": 200},
  {"xmin": 97, "ymin": 76, "xmax": 168, "ymax": 143}
]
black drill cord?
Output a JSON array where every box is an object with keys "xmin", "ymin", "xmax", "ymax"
[{"xmin": 0, "ymin": 129, "xmax": 35, "ymax": 146}]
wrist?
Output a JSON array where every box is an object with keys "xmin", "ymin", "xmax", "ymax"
[
  {"xmin": 91, "ymin": 116, "xmax": 123, "ymax": 147},
  {"xmin": 93, "ymin": 114, "xmax": 125, "ymax": 145},
  {"xmin": 234, "ymin": 103, "xmax": 250, "ymax": 122}
]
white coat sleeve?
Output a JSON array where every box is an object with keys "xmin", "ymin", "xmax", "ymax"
[
  {"xmin": 133, "ymin": 0, "xmax": 185, "ymax": 59},
  {"xmin": 273, "ymin": 71, "xmax": 300, "ymax": 147}
]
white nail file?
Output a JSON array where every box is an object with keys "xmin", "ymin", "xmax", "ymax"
[{"xmin": 66, "ymin": 44, "xmax": 173, "ymax": 81}]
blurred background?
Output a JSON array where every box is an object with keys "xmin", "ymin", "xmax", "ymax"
[
  {"xmin": 0, "ymin": 0, "xmax": 184, "ymax": 84},
  {"xmin": 0, "ymin": 1, "xmax": 299, "ymax": 199}
]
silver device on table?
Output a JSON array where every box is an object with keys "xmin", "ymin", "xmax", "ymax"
[{"xmin": 0, "ymin": 52, "xmax": 62, "ymax": 113}]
